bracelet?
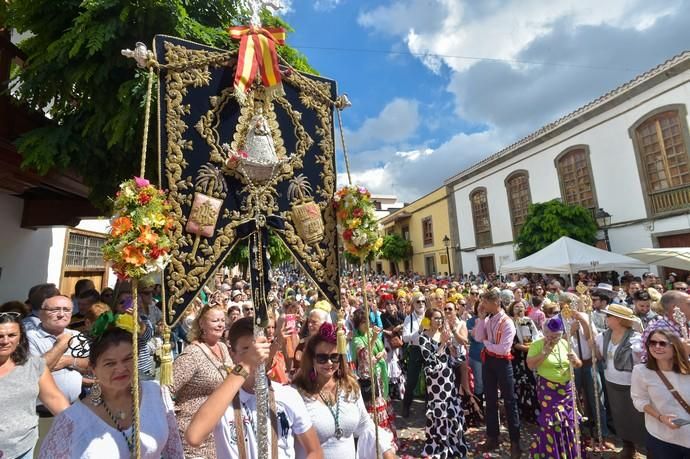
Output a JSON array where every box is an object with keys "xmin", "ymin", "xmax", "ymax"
[{"xmin": 658, "ymin": 414, "xmax": 663, "ymax": 421}]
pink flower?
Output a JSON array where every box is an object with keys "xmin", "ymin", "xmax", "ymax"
[{"xmin": 134, "ymin": 176, "xmax": 150, "ymax": 188}]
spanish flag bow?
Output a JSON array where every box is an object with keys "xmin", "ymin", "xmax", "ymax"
[{"xmin": 228, "ymin": 25, "xmax": 286, "ymax": 102}]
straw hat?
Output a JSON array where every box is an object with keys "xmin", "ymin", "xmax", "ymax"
[{"xmin": 603, "ymin": 303, "xmax": 637, "ymax": 322}]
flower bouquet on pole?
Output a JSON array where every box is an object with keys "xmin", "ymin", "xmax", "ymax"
[
  {"xmin": 102, "ymin": 177, "xmax": 173, "ymax": 280},
  {"xmin": 334, "ymin": 184, "xmax": 385, "ymax": 456}
]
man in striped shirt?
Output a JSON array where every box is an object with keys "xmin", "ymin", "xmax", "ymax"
[
  {"xmin": 473, "ymin": 289, "xmax": 522, "ymax": 458},
  {"xmin": 115, "ymin": 289, "xmax": 155, "ymax": 379}
]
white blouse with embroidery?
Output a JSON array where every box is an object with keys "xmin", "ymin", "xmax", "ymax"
[{"xmin": 38, "ymin": 380, "xmax": 183, "ymax": 458}]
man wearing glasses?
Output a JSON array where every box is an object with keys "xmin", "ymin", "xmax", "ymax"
[
  {"xmin": 401, "ymin": 292, "xmax": 427, "ymax": 418},
  {"xmin": 26, "ymin": 295, "xmax": 88, "ymax": 419}
]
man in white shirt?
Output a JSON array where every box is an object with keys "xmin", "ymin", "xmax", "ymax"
[
  {"xmin": 187, "ymin": 318, "xmax": 322, "ymax": 459},
  {"xmin": 26, "ymin": 295, "xmax": 89, "ymax": 415},
  {"xmin": 401, "ymin": 291, "xmax": 426, "ymax": 418}
]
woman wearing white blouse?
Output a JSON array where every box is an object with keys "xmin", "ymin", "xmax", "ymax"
[
  {"xmin": 292, "ymin": 322, "xmax": 395, "ymax": 459},
  {"xmin": 594, "ymin": 304, "xmax": 645, "ymax": 459},
  {"xmin": 631, "ymin": 329, "xmax": 690, "ymax": 458},
  {"xmin": 39, "ymin": 315, "xmax": 183, "ymax": 458}
]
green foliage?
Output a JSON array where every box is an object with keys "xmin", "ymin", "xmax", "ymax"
[
  {"xmin": 225, "ymin": 231, "xmax": 293, "ymax": 273},
  {"xmin": 515, "ymin": 199, "xmax": 598, "ymax": 258},
  {"xmin": 379, "ymin": 233, "xmax": 412, "ymax": 271},
  {"xmin": 5, "ymin": 0, "xmax": 315, "ymax": 207}
]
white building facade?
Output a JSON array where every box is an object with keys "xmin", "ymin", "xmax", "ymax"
[
  {"xmin": 0, "ymin": 193, "xmax": 114, "ymax": 303},
  {"xmin": 446, "ymin": 51, "xmax": 690, "ymax": 277}
]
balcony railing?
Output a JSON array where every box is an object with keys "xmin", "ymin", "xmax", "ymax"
[{"xmin": 650, "ymin": 185, "xmax": 690, "ymax": 215}]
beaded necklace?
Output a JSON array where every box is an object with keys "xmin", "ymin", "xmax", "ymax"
[
  {"xmin": 101, "ymin": 396, "xmax": 135, "ymax": 453},
  {"xmin": 319, "ymin": 381, "xmax": 343, "ymax": 439}
]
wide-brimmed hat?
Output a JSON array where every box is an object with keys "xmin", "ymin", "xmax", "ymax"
[
  {"xmin": 591, "ymin": 283, "xmax": 616, "ymax": 299},
  {"xmin": 603, "ymin": 303, "xmax": 637, "ymax": 322}
]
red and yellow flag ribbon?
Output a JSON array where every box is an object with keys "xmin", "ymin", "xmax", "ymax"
[{"xmin": 228, "ymin": 26, "xmax": 286, "ymax": 100}]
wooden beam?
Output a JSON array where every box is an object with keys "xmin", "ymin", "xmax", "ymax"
[{"xmin": 21, "ymin": 197, "xmax": 101, "ymax": 229}]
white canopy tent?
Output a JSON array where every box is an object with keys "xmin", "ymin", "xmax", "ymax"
[
  {"xmin": 500, "ymin": 236, "xmax": 648, "ymax": 279},
  {"xmin": 626, "ymin": 247, "xmax": 690, "ymax": 271}
]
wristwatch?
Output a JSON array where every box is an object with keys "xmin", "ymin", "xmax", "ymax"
[{"xmin": 231, "ymin": 364, "xmax": 249, "ymax": 379}]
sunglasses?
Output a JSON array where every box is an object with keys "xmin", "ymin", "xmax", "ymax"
[
  {"xmin": 470, "ymin": 292, "xmax": 478, "ymax": 295},
  {"xmin": 444, "ymin": 307, "xmax": 454, "ymax": 312},
  {"xmin": 648, "ymin": 339, "xmax": 670, "ymax": 349},
  {"xmin": 0, "ymin": 311, "xmax": 21, "ymax": 321},
  {"xmin": 315, "ymin": 353, "xmax": 342, "ymax": 364}
]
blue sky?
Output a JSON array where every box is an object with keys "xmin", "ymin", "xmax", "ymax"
[{"xmin": 279, "ymin": 0, "xmax": 690, "ymax": 202}]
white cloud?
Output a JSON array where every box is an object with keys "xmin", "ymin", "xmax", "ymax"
[
  {"xmin": 314, "ymin": 0, "xmax": 342, "ymax": 11},
  {"xmin": 357, "ymin": 0, "xmax": 686, "ymax": 127},
  {"xmin": 351, "ymin": 0, "xmax": 689, "ymax": 202},
  {"xmin": 359, "ymin": 0, "xmax": 680, "ymax": 73},
  {"xmin": 344, "ymin": 98, "xmax": 420, "ymax": 150},
  {"xmin": 340, "ymin": 130, "xmax": 505, "ymax": 202}
]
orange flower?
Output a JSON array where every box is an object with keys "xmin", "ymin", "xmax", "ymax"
[
  {"xmin": 122, "ymin": 245, "xmax": 146, "ymax": 266},
  {"xmin": 111, "ymin": 217, "xmax": 133, "ymax": 237},
  {"xmin": 137, "ymin": 225, "xmax": 158, "ymax": 246}
]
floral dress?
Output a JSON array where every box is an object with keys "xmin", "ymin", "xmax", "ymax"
[
  {"xmin": 512, "ymin": 316, "xmax": 540, "ymax": 424},
  {"xmin": 419, "ymin": 333, "xmax": 468, "ymax": 458}
]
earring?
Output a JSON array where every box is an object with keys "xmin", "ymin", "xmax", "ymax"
[
  {"xmin": 309, "ymin": 368, "xmax": 316, "ymax": 382},
  {"xmin": 335, "ymin": 368, "xmax": 342, "ymax": 378},
  {"xmin": 90, "ymin": 381, "xmax": 103, "ymax": 406}
]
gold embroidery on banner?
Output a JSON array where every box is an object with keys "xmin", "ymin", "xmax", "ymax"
[{"xmin": 161, "ymin": 38, "xmax": 340, "ymax": 320}]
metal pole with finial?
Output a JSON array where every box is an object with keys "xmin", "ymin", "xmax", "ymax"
[{"xmin": 577, "ymin": 281, "xmax": 603, "ymax": 449}]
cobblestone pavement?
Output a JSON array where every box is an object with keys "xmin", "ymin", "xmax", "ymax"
[{"xmin": 393, "ymin": 399, "xmax": 646, "ymax": 458}]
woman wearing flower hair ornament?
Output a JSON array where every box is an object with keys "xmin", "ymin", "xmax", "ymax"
[
  {"xmin": 39, "ymin": 312, "xmax": 183, "ymax": 458},
  {"xmin": 293, "ymin": 322, "xmax": 396, "ymax": 458},
  {"xmin": 526, "ymin": 316, "xmax": 583, "ymax": 459}
]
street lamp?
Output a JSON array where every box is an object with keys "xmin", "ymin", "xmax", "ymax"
[
  {"xmin": 595, "ymin": 208, "xmax": 612, "ymax": 251},
  {"xmin": 442, "ymin": 235, "xmax": 452, "ymax": 277}
]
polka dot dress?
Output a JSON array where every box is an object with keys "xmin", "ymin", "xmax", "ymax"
[{"xmin": 419, "ymin": 333, "xmax": 468, "ymax": 458}]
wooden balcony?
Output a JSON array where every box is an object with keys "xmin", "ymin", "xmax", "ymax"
[{"xmin": 650, "ymin": 185, "xmax": 690, "ymax": 215}]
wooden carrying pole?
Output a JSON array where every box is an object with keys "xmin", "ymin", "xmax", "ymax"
[
  {"xmin": 359, "ymin": 262, "xmax": 381, "ymax": 458},
  {"xmin": 561, "ymin": 301, "xmax": 582, "ymax": 459}
]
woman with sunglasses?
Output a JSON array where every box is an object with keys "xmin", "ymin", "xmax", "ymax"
[
  {"xmin": 631, "ymin": 329, "xmax": 690, "ymax": 457},
  {"xmin": 293, "ymin": 323, "xmax": 396, "ymax": 458},
  {"xmin": 0, "ymin": 311, "xmax": 69, "ymax": 459},
  {"xmin": 350, "ymin": 308, "xmax": 397, "ymax": 441},
  {"xmin": 169, "ymin": 301, "xmax": 233, "ymax": 458},
  {"xmin": 419, "ymin": 307, "xmax": 468, "ymax": 457}
]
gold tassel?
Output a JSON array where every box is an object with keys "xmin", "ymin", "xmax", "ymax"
[
  {"xmin": 158, "ymin": 325, "xmax": 174, "ymax": 386},
  {"xmin": 336, "ymin": 309, "xmax": 346, "ymax": 354}
]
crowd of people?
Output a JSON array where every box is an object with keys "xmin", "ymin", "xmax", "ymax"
[{"xmin": 1, "ymin": 268, "xmax": 690, "ymax": 458}]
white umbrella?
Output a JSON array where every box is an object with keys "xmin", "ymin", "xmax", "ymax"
[
  {"xmin": 501, "ymin": 236, "xmax": 648, "ymax": 275},
  {"xmin": 626, "ymin": 247, "xmax": 690, "ymax": 271}
]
